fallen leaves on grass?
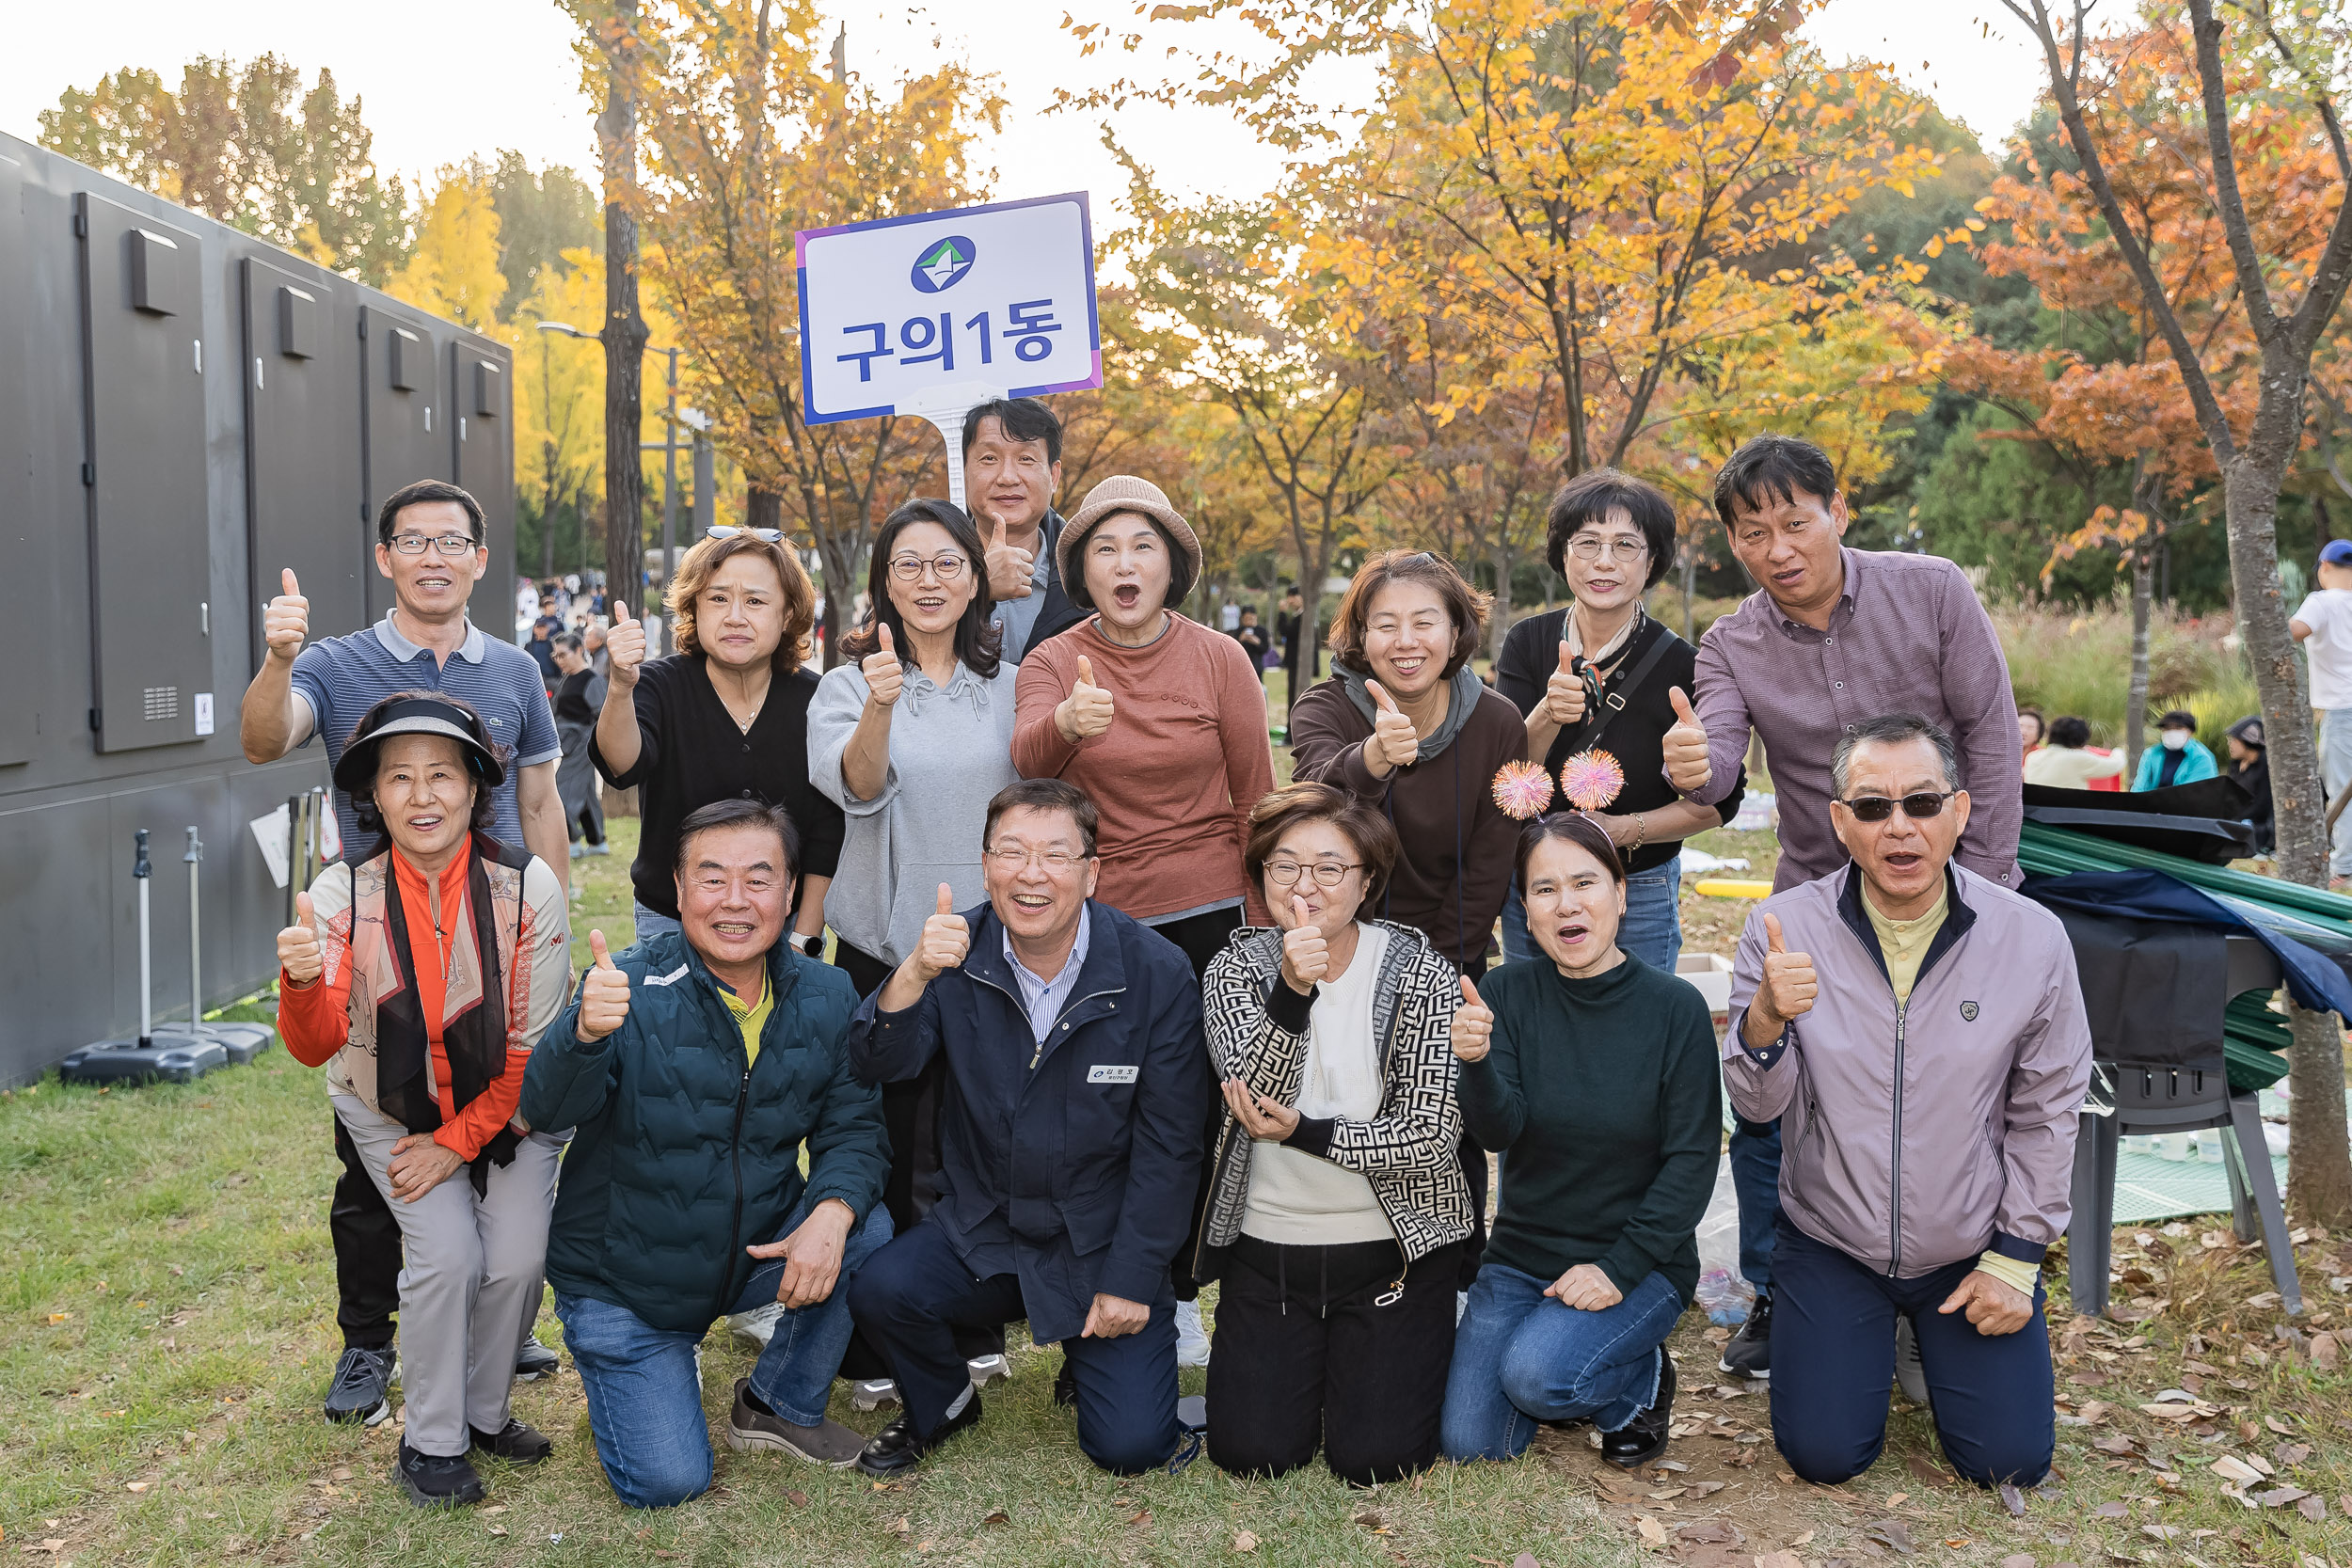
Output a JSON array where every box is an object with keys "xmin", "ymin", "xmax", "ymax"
[
  {"xmin": 1634, "ymin": 1513, "xmax": 1669, "ymax": 1547},
  {"xmin": 1232, "ymin": 1530, "xmax": 1258, "ymax": 1553},
  {"xmin": 1866, "ymin": 1518, "xmax": 1916, "ymax": 1554}
]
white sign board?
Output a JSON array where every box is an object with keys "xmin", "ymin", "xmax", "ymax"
[{"xmin": 796, "ymin": 193, "xmax": 1102, "ymax": 434}]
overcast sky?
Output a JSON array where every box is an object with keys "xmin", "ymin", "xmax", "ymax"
[{"xmin": 0, "ymin": 3, "xmax": 2051, "ymax": 215}]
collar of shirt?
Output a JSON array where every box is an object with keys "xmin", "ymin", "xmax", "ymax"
[
  {"xmin": 1001, "ymin": 906, "xmax": 1093, "ymax": 1043},
  {"xmin": 375, "ymin": 611, "xmax": 486, "ymax": 665},
  {"xmin": 1772, "ymin": 546, "xmax": 1861, "ymax": 640}
]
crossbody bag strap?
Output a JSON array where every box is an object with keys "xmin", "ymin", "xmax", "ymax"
[{"xmin": 1559, "ymin": 626, "xmax": 1681, "ymax": 761}]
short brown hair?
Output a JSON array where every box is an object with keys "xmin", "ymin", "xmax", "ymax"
[
  {"xmin": 1242, "ymin": 783, "xmax": 1401, "ymax": 909},
  {"xmin": 1327, "ymin": 549, "xmax": 1491, "ymax": 680},
  {"xmin": 666, "ymin": 532, "xmax": 816, "ymax": 675}
]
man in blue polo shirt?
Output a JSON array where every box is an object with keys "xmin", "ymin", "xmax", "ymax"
[{"xmin": 239, "ymin": 476, "xmax": 569, "ymax": 1429}]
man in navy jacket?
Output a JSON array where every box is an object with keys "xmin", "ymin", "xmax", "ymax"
[{"xmin": 846, "ymin": 779, "xmax": 1215, "ymax": 1477}]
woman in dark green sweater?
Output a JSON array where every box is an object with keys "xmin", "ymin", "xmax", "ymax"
[{"xmin": 1438, "ymin": 813, "xmax": 1721, "ymax": 1468}]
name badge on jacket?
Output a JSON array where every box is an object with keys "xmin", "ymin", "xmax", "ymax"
[{"xmin": 1087, "ymin": 1065, "xmax": 1139, "ymax": 1085}]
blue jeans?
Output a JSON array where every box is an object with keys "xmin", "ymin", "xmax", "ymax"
[
  {"xmin": 1729, "ymin": 1117, "xmax": 1782, "ymax": 1294},
  {"xmin": 630, "ymin": 901, "xmax": 681, "ymax": 945},
  {"xmin": 557, "ymin": 1193, "xmax": 894, "ymax": 1509},
  {"xmin": 1438, "ymin": 1263, "xmax": 1682, "ymax": 1462},
  {"xmin": 1500, "ymin": 854, "xmax": 1682, "ymax": 970}
]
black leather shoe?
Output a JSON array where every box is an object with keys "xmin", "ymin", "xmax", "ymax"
[
  {"xmin": 1601, "ymin": 1350, "xmax": 1676, "ymax": 1470},
  {"xmin": 397, "ymin": 1441, "xmax": 486, "ymax": 1507},
  {"xmin": 470, "ymin": 1418, "xmax": 553, "ymax": 1465},
  {"xmin": 855, "ymin": 1393, "xmax": 983, "ymax": 1477},
  {"xmin": 1053, "ymin": 1354, "xmax": 1077, "ymax": 1409}
]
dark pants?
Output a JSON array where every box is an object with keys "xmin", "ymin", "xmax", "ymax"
[
  {"xmin": 849, "ymin": 1220, "xmax": 1179, "ymax": 1475},
  {"xmin": 1206, "ymin": 1236, "xmax": 1459, "ymax": 1486},
  {"xmin": 1455, "ymin": 947, "xmax": 1491, "ymax": 1290},
  {"xmin": 569, "ymin": 798, "xmax": 605, "ymax": 847},
  {"xmin": 1729, "ymin": 1117, "xmax": 1782, "ymax": 1294},
  {"xmin": 1769, "ymin": 1219, "xmax": 2054, "ymax": 1488},
  {"xmin": 833, "ymin": 939, "xmax": 1003, "ymax": 1376},
  {"xmin": 331, "ymin": 1113, "xmax": 401, "ymax": 1352},
  {"xmin": 1148, "ymin": 906, "xmax": 1244, "ymax": 1302}
]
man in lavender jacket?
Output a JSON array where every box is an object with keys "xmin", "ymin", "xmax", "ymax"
[
  {"xmin": 1724, "ymin": 714, "xmax": 2088, "ymax": 1488},
  {"xmin": 1660, "ymin": 435, "xmax": 2026, "ymax": 1380}
]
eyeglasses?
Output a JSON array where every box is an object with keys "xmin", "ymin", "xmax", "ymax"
[
  {"xmin": 889, "ymin": 551, "xmax": 969, "ymax": 582},
  {"xmin": 708, "ymin": 525, "xmax": 785, "ymax": 544},
  {"xmin": 983, "ymin": 847, "xmax": 1093, "ymax": 874},
  {"xmin": 389, "ymin": 532, "xmax": 481, "ymax": 556},
  {"xmin": 1263, "ymin": 859, "xmax": 1362, "ymax": 889},
  {"xmin": 1567, "ymin": 535, "xmax": 1649, "ymax": 562},
  {"xmin": 1836, "ymin": 791, "xmax": 1959, "ymax": 823}
]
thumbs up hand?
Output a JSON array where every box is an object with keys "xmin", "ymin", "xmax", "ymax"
[
  {"xmin": 1363, "ymin": 680, "xmax": 1421, "ymax": 776},
  {"xmin": 1662, "ymin": 686, "xmax": 1713, "ymax": 794},
  {"xmin": 263, "ymin": 568, "xmax": 310, "ymax": 663},
  {"xmin": 910, "ymin": 882, "xmax": 971, "ymax": 983},
  {"xmin": 982, "ymin": 508, "xmax": 1035, "ymax": 601},
  {"xmin": 1057, "ymin": 655, "xmax": 1117, "ymax": 742},
  {"xmin": 278, "ymin": 890, "xmax": 325, "ymax": 986},
  {"xmin": 1756, "ymin": 912, "xmax": 1818, "ymax": 1028},
  {"xmin": 1279, "ymin": 893, "xmax": 1329, "ymax": 994},
  {"xmin": 606, "ymin": 600, "xmax": 647, "ymax": 691},
  {"xmin": 1543, "ymin": 640, "xmax": 1587, "ymax": 726},
  {"xmin": 1451, "ymin": 974, "xmax": 1495, "ymax": 1063},
  {"xmin": 576, "ymin": 929, "xmax": 633, "ymax": 1042},
  {"xmin": 862, "ymin": 621, "xmax": 905, "ymax": 708}
]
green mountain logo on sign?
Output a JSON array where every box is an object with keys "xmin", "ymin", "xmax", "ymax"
[{"xmin": 911, "ymin": 235, "xmax": 977, "ymax": 293}]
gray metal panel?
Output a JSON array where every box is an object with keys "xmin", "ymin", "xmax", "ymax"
[
  {"xmin": 77, "ymin": 193, "xmax": 211, "ymax": 753},
  {"xmin": 241, "ymin": 256, "xmax": 367, "ymax": 668},
  {"xmin": 358, "ymin": 304, "xmax": 453, "ymax": 621},
  {"xmin": 0, "ymin": 154, "xmax": 38, "ymax": 766},
  {"xmin": 452, "ymin": 334, "xmax": 516, "ymax": 635}
]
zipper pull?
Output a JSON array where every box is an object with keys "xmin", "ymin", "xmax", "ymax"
[{"xmin": 1028, "ymin": 1043, "xmax": 1042, "ymax": 1071}]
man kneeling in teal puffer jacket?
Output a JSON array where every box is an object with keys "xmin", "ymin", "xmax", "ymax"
[{"xmin": 523, "ymin": 799, "xmax": 892, "ymax": 1507}]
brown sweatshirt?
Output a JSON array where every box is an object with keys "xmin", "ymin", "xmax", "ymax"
[
  {"xmin": 1013, "ymin": 614, "xmax": 1278, "ymax": 923},
  {"xmin": 1287, "ymin": 674, "xmax": 1527, "ymax": 972}
]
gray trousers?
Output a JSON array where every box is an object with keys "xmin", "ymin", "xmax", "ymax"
[
  {"xmin": 332, "ymin": 1095, "xmax": 561, "ymax": 1457},
  {"xmin": 2326, "ymin": 709, "xmax": 2352, "ymax": 875}
]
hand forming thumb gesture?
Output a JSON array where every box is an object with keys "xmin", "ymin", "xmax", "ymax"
[
  {"xmin": 913, "ymin": 882, "xmax": 971, "ymax": 982},
  {"xmin": 1756, "ymin": 912, "xmax": 1818, "ymax": 1027},
  {"xmin": 1365, "ymin": 679, "xmax": 1421, "ymax": 774},
  {"xmin": 606, "ymin": 600, "xmax": 646, "ymax": 689},
  {"xmin": 1058, "ymin": 654, "xmax": 1116, "ymax": 741},
  {"xmin": 1662, "ymin": 685, "xmax": 1712, "ymax": 794},
  {"xmin": 1451, "ymin": 974, "xmax": 1495, "ymax": 1063},
  {"xmin": 576, "ymin": 929, "xmax": 633, "ymax": 1042},
  {"xmin": 1279, "ymin": 893, "xmax": 1329, "ymax": 993},
  {"xmin": 1543, "ymin": 640, "xmax": 1587, "ymax": 726},
  {"xmin": 278, "ymin": 890, "xmax": 325, "ymax": 986},
  {"xmin": 263, "ymin": 567, "xmax": 310, "ymax": 662},
  {"xmin": 984, "ymin": 509, "xmax": 1035, "ymax": 601},
  {"xmin": 863, "ymin": 621, "xmax": 905, "ymax": 707}
]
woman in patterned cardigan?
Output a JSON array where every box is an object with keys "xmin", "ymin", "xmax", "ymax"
[{"xmin": 1194, "ymin": 783, "xmax": 1472, "ymax": 1486}]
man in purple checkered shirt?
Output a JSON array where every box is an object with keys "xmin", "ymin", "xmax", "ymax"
[{"xmin": 1657, "ymin": 434, "xmax": 2024, "ymax": 1388}]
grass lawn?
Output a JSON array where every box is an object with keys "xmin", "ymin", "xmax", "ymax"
[{"xmin": 8, "ymin": 822, "xmax": 2352, "ymax": 1567}]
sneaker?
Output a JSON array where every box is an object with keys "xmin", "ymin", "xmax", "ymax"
[
  {"xmin": 396, "ymin": 1440, "xmax": 485, "ymax": 1507},
  {"xmin": 513, "ymin": 1336, "xmax": 561, "ymax": 1383},
  {"xmin": 850, "ymin": 1378, "xmax": 902, "ymax": 1412},
  {"xmin": 1175, "ymin": 1299, "xmax": 1211, "ymax": 1368},
  {"xmin": 1894, "ymin": 1315, "xmax": 1929, "ymax": 1406},
  {"xmin": 324, "ymin": 1346, "xmax": 397, "ymax": 1426},
  {"xmin": 727, "ymin": 1301, "xmax": 786, "ymax": 1349},
  {"xmin": 1601, "ymin": 1351, "xmax": 1677, "ymax": 1469},
  {"xmin": 725, "ymin": 1379, "xmax": 865, "ymax": 1466},
  {"xmin": 1719, "ymin": 1292, "xmax": 1772, "ymax": 1380},
  {"xmin": 581, "ymin": 842, "xmax": 612, "ymax": 857},
  {"xmin": 965, "ymin": 1353, "xmax": 1011, "ymax": 1387},
  {"xmin": 469, "ymin": 1418, "xmax": 552, "ymax": 1465},
  {"xmin": 855, "ymin": 1393, "xmax": 983, "ymax": 1477}
]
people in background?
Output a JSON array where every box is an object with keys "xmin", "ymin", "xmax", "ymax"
[
  {"xmin": 1663, "ymin": 435, "xmax": 2025, "ymax": 1385},
  {"xmin": 1198, "ymin": 784, "xmax": 1471, "ymax": 1487},
  {"xmin": 808, "ymin": 497, "xmax": 1020, "ymax": 1405},
  {"xmin": 1277, "ymin": 584, "xmax": 1316, "ymax": 720},
  {"xmin": 550, "ymin": 634, "xmax": 608, "ymax": 860},
  {"xmin": 2293, "ymin": 538, "xmax": 2352, "ymax": 881},
  {"xmin": 2225, "ymin": 716, "xmax": 2274, "ymax": 854},
  {"xmin": 239, "ymin": 478, "xmax": 568, "ymax": 1427},
  {"xmin": 523, "ymin": 800, "xmax": 893, "ymax": 1505},
  {"xmin": 846, "ymin": 781, "xmax": 1216, "ymax": 1478},
  {"xmin": 1494, "ymin": 469, "xmax": 1745, "ymax": 969},
  {"xmin": 966, "ymin": 397, "xmax": 1088, "ymax": 662},
  {"xmin": 2023, "ymin": 716, "xmax": 2126, "ymax": 790},
  {"xmin": 1724, "ymin": 713, "xmax": 2089, "ymax": 1489},
  {"xmin": 1233, "ymin": 605, "xmax": 1270, "ymax": 677},
  {"xmin": 527, "ymin": 597, "xmax": 564, "ymax": 691},
  {"xmin": 2133, "ymin": 709, "xmax": 2219, "ymax": 791},
  {"xmin": 275, "ymin": 694, "xmax": 572, "ymax": 1507},
  {"xmin": 1439, "ymin": 812, "xmax": 1718, "ymax": 1467},
  {"xmin": 2016, "ymin": 706, "xmax": 2046, "ymax": 775}
]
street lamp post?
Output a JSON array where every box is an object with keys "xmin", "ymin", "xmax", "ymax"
[{"xmin": 539, "ymin": 322, "xmax": 686, "ymax": 655}]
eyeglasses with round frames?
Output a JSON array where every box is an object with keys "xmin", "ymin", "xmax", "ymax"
[
  {"xmin": 1567, "ymin": 535, "xmax": 1649, "ymax": 562},
  {"xmin": 389, "ymin": 532, "xmax": 481, "ymax": 556},
  {"xmin": 889, "ymin": 552, "xmax": 969, "ymax": 582},
  {"xmin": 1263, "ymin": 859, "xmax": 1363, "ymax": 888}
]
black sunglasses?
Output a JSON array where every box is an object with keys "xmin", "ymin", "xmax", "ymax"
[{"xmin": 1836, "ymin": 790, "xmax": 1959, "ymax": 823}]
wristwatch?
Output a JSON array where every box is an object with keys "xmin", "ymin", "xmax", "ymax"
[{"xmin": 798, "ymin": 932, "xmax": 826, "ymax": 958}]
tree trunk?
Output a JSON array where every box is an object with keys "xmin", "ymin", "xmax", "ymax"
[
  {"xmin": 1681, "ymin": 529, "xmax": 1698, "ymax": 644},
  {"xmin": 1487, "ymin": 546, "xmax": 1513, "ymax": 666},
  {"xmin": 2221, "ymin": 451, "xmax": 2352, "ymax": 1223},
  {"xmin": 2124, "ymin": 548, "xmax": 2153, "ymax": 783},
  {"xmin": 596, "ymin": 0, "xmax": 647, "ymax": 618}
]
